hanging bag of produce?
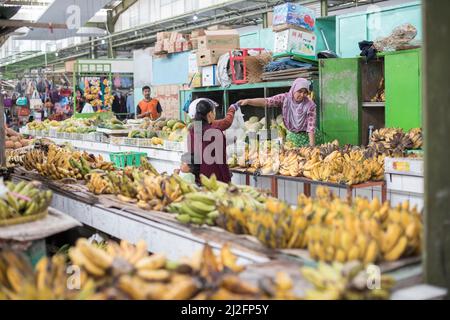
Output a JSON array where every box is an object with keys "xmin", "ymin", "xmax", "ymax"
[{"xmin": 29, "ymin": 89, "xmax": 43, "ymax": 110}]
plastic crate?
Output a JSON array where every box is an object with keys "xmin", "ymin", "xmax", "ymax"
[{"xmin": 110, "ymin": 152, "xmax": 147, "ymax": 168}]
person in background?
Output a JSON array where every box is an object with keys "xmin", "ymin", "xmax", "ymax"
[
  {"xmin": 187, "ymin": 100, "xmax": 239, "ymax": 184},
  {"xmin": 137, "ymin": 86, "xmax": 162, "ymax": 120},
  {"xmin": 44, "ymin": 98, "xmax": 53, "ymax": 117},
  {"xmin": 75, "ymin": 89, "xmax": 85, "ymax": 113},
  {"xmin": 238, "ymin": 78, "xmax": 317, "ymax": 147},
  {"xmin": 174, "ymin": 152, "xmax": 196, "ymax": 184},
  {"xmin": 126, "ymin": 90, "xmax": 135, "ymax": 119}
]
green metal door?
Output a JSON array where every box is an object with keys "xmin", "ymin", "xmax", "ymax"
[
  {"xmin": 319, "ymin": 58, "xmax": 361, "ymax": 145},
  {"xmin": 385, "ymin": 49, "xmax": 422, "ymax": 130}
]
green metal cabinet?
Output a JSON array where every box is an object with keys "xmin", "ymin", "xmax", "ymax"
[
  {"xmin": 319, "ymin": 58, "xmax": 361, "ymax": 145},
  {"xmin": 384, "ymin": 49, "xmax": 422, "ymax": 130}
]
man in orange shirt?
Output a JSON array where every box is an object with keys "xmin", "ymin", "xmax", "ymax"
[{"xmin": 137, "ymin": 86, "xmax": 162, "ymax": 120}]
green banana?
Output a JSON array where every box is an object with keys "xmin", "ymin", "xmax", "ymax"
[
  {"xmin": 186, "ymin": 201, "xmax": 216, "ymax": 214},
  {"xmin": 179, "ymin": 204, "xmax": 205, "ymax": 217},
  {"xmin": 207, "ymin": 210, "xmax": 220, "ymax": 219},
  {"xmin": 190, "ymin": 217, "xmax": 205, "ymax": 225},
  {"xmin": 176, "ymin": 214, "xmax": 191, "ymax": 224},
  {"xmin": 184, "ymin": 193, "xmax": 216, "ymax": 206}
]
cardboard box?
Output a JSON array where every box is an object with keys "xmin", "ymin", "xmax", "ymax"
[
  {"xmin": 182, "ymin": 41, "xmax": 193, "ymax": 52},
  {"xmin": 175, "ymin": 40, "xmax": 184, "ymax": 52},
  {"xmin": 157, "ymin": 32, "xmax": 171, "ymax": 42},
  {"xmin": 191, "ymin": 39, "xmax": 198, "ymax": 50},
  {"xmin": 163, "ymin": 39, "xmax": 171, "ymax": 51},
  {"xmin": 273, "ymin": 28, "xmax": 316, "ymax": 59},
  {"xmin": 272, "ymin": 23, "xmax": 311, "ymax": 33},
  {"xmin": 189, "ymin": 72, "xmax": 202, "ymax": 88},
  {"xmin": 273, "ymin": 2, "xmax": 316, "ymax": 32},
  {"xmin": 196, "ymin": 49, "xmax": 228, "ymax": 67},
  {"xmin": 188, "ymin": 52, "xmax": 198, "ymax": 73},
  {"xmin": 197, "ymin": 30, "xmax": 240, "ymax": 50},
  {"xmin": 201, "ymin": 65, "xmax": 218, "ymax": 87},
  {"xmin": 207, "ymin": 25, "xmax": 231, "ymax": 31},
  {"xmin": 170, "ymin": 32, "xmax": 179, "ymax": 43},
  {"xmin": 154, "ymin": 41, "xmax": 165, "ymax": 53},
  {"xmin": 191, "ymin": 29, "xmax": 206, "ymax": 38}
]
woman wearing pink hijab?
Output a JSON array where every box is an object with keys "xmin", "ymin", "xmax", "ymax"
[{"xmin": 238, "ymin": 78, "xmax": 317, "ymax": 146}]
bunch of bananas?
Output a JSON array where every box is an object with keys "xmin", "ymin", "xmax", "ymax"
[
  {"xmin": 301, "ymin": 261, "xmax": 395, "ymax": 300},
  {"xmin": 167, "ymin": 192, "xmax": 219, "ymax": 225},
  {"xmin": 67, "ymin": 239, "xmax": 274, "ymax": 300},
  {"xmin": 135, "ymin": 174, "xmax": 189, "ymax": 212},
  {"xmin": 0, "ymin": 181, "xmax": 53, "ymax": 226},
  {"xmin": 301, "ymin": 149, "xmax": 385, "ymax": 185},
  {"xmin": 86, "ymin": 172, "xmax": 116, "ymax": 195},
  {"xmin": 302, "ymin": 188, "xmax": 422, "ymax": 264},
  {"xmin": 370, "ymin": 128, "xmax": 422, "ymax": 156},
  {"xmin": 279, "ymin": 149, "xmax": 306, "ymax": 177},
  {"xmin": 0, "ymin": 250, "xmax": 95, "ymax": 300},
  {"xmin": 408, "ymin": 128, "xmax": 422, "ymax": 150},
  {"xmin": 243, "ymin": 199, "xmax": 309, "ymax": 249},
  {"xmin": 22, "ymin": 145, "xmax": 114, "ymax": 180}
]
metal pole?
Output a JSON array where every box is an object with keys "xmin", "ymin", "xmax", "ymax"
[
  {"xmin": 0, "ymin": 85, "xmax": 6, "ymax": 167},
  {"xmin": 321, "ymin": 0, "xmax": 328, "ymax": 17},
  {"xmin": 423, "ymin": 0, "xmax": 450, "ymax": 296}
]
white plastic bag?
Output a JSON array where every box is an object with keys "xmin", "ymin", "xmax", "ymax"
[{"xmin": 226, "ymin": 108, "xmax": 246, "ymax": 146}]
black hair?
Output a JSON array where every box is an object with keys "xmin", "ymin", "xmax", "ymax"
[
  {"xmin": 142, "ymin": 86, "xmax": 151, "ymax": 92},
  {"xmin": 194, "ymin": 100, "xmax": 214, "ymax": 123}
]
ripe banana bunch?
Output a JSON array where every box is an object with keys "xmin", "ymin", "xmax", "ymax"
[
  {"xmin": 379, "ymin": 202, "xmax": 422, "ymax": 262},
  {"xmin": 408, "ymin": 128, "xmax": 422, "ymax": 149},
  {"xmin": 214, "ymin": 185, "xmax": 266, "ymax": 234},
  {"xmin": 0, "ymin": 250, "xmax": 95, "ymax": 300},
  {"xmin": 86, "ymin": 172, "xmax": 115, "ymax": 195},
  {"xmin": 301, "ymin": 261, "xmax": 395, "ymax": 300},
  {"xmin": 279, "ymin": 149, "xmax": 303, "ymax": 177},
  {"xmin": 0, "ymin": 181, "xmax": 52, "ymax": 225},
  {"xmin": 167, "ymin": 192, "xmax": 218, "ymax": 226},
  {"xmin": 21, "ymin": 145, "xmax": 110, "ymax": 180},
  {"xmin": 136, "ymin": 174, "xmax": 185, "ymax": 211},
  {"xmin": 69, "ymin": 238, "xmax": 165, "ymax": 279},
  {"xmin": 299, "ymin": 188, "xmax": 422, "ymax": 264}
]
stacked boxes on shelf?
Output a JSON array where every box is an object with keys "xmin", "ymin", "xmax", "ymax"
[
  {"xmin": 154, "ymin": 31, "xmax": 192, "ymax": 56},
  {"xmin": 188, "ymin": 52, "xmax": 202, "ymax": 88},
  {"xmin": 272, "ymin": 2, "xmax": 317, "ymax": 59},
  {"xmin": 195, "ymin": 29, "xmax": 240, "ymax": 87}
]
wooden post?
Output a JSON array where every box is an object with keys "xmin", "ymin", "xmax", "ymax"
[
  {"xmin": 423, "ymin": 0, "xmax": 450, "ymax": 295},
  {"xmin": 0, "ymin": 89, "xmax": 6, "ymax": 167}
]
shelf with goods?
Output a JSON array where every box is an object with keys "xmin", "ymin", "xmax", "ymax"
[
  {"xmin": 319, "ymin": 49, "xmax": 422, "ymax": 146},
  {"xmin": 72, "ymin": 61, "xmax": 113, "ymax": 117}
]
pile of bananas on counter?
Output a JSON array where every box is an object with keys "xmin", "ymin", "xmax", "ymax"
[
  {"xmin": 369, "ymin": 127, "xmax": 422, "ymax": 157},
  {"xmin": 0, "ymin": 239, "xmax": 297, "ymax": 300},
  {"xmin": 0, "ymin": 180, "xmax": 53, "ymax": 226},
  {"xmin": 0, "ymin": 249, "xmax": 95, "ymax": 300},
  {"xmin": 167, "ymin": 174, "xmax": 266, "ymax": 227},
  {"xmin": 301, "ymin": 261, "xmax": 395, "ymax": 300},
  {"xmin": 223, "ymin": 198, "xmax": 309, "ymax": 249},
  {"xmin": 20, "ymin": 144, "xmax": 114, "ymax": 180},
  {"xmin": 278, "ymin": 141, "xmax": 385, "ymax": 185},
  {"xmin": 302, "ymin": 187, "xmax": 422, "ymax": 264}
]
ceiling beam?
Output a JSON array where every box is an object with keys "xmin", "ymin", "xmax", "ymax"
[{"xmin": 0, "ymin": 19, "xmax": 67, "ymax": 29}]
